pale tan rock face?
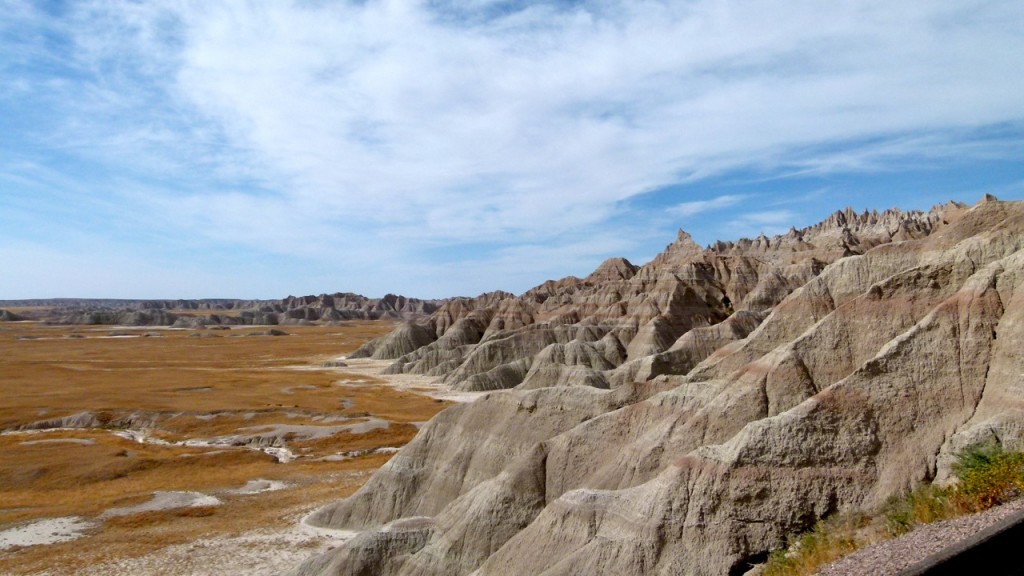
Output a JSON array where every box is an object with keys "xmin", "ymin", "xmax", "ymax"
[
  {"xmin": 349, "ymin": 321, "xmax": 438, "ymax": 360},
  {"xmin": 289, "ymin": 198, "xmax": 1024, "ymax": 576}
]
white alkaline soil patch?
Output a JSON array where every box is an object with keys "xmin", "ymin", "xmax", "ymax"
[
  {"xmin": 19, "ymin": 438, "xmax": 96, "ymax": 446},
  {"xmin": 101, "ymin": 491, "xmax": 221, "ymax": 518},
  {"xmin": 33, "ymin": 507, "xmax": 362, "ymax": 576},
  {"xmin": 227, "ymin": 479, "xmax": 288, "ymax": 495},
  {"xmin": 0, "ymin": 517, "xmax": 96, "ymax": 550},
  {"xmin": 335, "ymin": 358, "xmax": 489, "ymax": 403}
]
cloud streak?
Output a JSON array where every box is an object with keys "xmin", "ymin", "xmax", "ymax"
[{"xmin": 671, "ymin": 195, "xmax": 748, "ymax": 218}]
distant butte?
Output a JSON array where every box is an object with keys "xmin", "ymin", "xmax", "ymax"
[{"xmin": 0, "ymin": 293, "xmax": 444, "ymax": 327}]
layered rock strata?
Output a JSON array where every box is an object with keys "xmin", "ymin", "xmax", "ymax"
[{"xmin": 291, "ymin": 197, "xmax": 1024, "ymax": 576}]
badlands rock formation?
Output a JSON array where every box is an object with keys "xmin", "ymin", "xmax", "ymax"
[
  {"xmin": 291, "ymin": 197, "xmax": 1024, "ymax": 576},
  {"xmin": 0, "ymin": 293, "xmax": 442, "ymax": 326}
]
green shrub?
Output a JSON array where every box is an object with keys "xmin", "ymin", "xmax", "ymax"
[
  {"xmin": 951, "ymin": 443, "xmax": 1024, "ymax": 512},
  {"xmin": 883, "ymin": 484, "xmax": 952, "ymax": 536},
  {"xmin": 953, "ymin": 442, "xmax": 1004, "ymax": 475},
  {"xmin": 761, "ymin": 516, "xmax": 863, "ymax": 576}
]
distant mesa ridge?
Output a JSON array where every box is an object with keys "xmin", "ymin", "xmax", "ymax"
[
  {"xmin": 285, "ymin": 196, "xmax": 1024, "ymax": 576},
  {"xmin": 0, "ymin": 293, "xmax": 443, "ymax": 327}
]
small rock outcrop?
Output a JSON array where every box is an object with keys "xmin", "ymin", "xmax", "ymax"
[
  {"xmin": 349, "ymin": 322, "xmax": 438, "ymax": 360},
  {"xmin": 584, "ymin": 257, "xmax": 640, "ymax": 283}
]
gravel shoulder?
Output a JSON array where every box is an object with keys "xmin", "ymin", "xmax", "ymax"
[{"xmin": 818, "ymin": 498, "xmax": 1024, "ymax": 576}]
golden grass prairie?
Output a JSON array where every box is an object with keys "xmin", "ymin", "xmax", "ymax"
[{"xmin": 0, "ymin": 321, "xmax": 450, "ymax": 574}]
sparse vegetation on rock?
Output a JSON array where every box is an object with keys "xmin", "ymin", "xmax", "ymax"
[{"xmin": 762, "ymin": 443, "xmax": 1024, "ymax": 576}]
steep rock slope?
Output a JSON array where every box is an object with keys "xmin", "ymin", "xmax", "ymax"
[
  {"xmin": 362, "ymin": 203, "xmax": 955, "ymax": 393},
  {"xmin": 290, "ymin": 197, "xmax": 1024, "ymax": 576}
]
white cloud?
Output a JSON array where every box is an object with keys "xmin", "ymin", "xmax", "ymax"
[
  {"xmin": 3, "ymin": 0, "xmax": 1024, "ymax": 297},
  {"xmin": 68, "ymin": 2, "xmax": 1024, "ymax": 221}
]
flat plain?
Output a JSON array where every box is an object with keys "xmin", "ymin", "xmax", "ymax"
[{"xmin": 0, "ymin": 319, "xmax": 450, "ymax": 575}]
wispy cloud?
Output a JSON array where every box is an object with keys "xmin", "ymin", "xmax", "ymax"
[
  {"xmin": 670, "ymin": 194, "xmax": 748, "ymax": 218},
  {"xmin": 2, "ymin": 0, "xmax": 1024, "ymax": 297}
]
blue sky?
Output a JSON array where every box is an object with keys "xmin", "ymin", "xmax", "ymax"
[{"xmin": 2, "ymin": 0, "xmax": 1023, "ymax": 299}]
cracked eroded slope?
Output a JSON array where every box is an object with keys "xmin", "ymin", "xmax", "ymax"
[{"xmin": 289, "ymin": 198, "xmax": 1024, "ymax": 576}]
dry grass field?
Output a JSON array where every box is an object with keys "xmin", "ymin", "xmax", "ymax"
[{"xmin": 0, "ymin": 320, "xmax": 451, "ymax": 575}]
